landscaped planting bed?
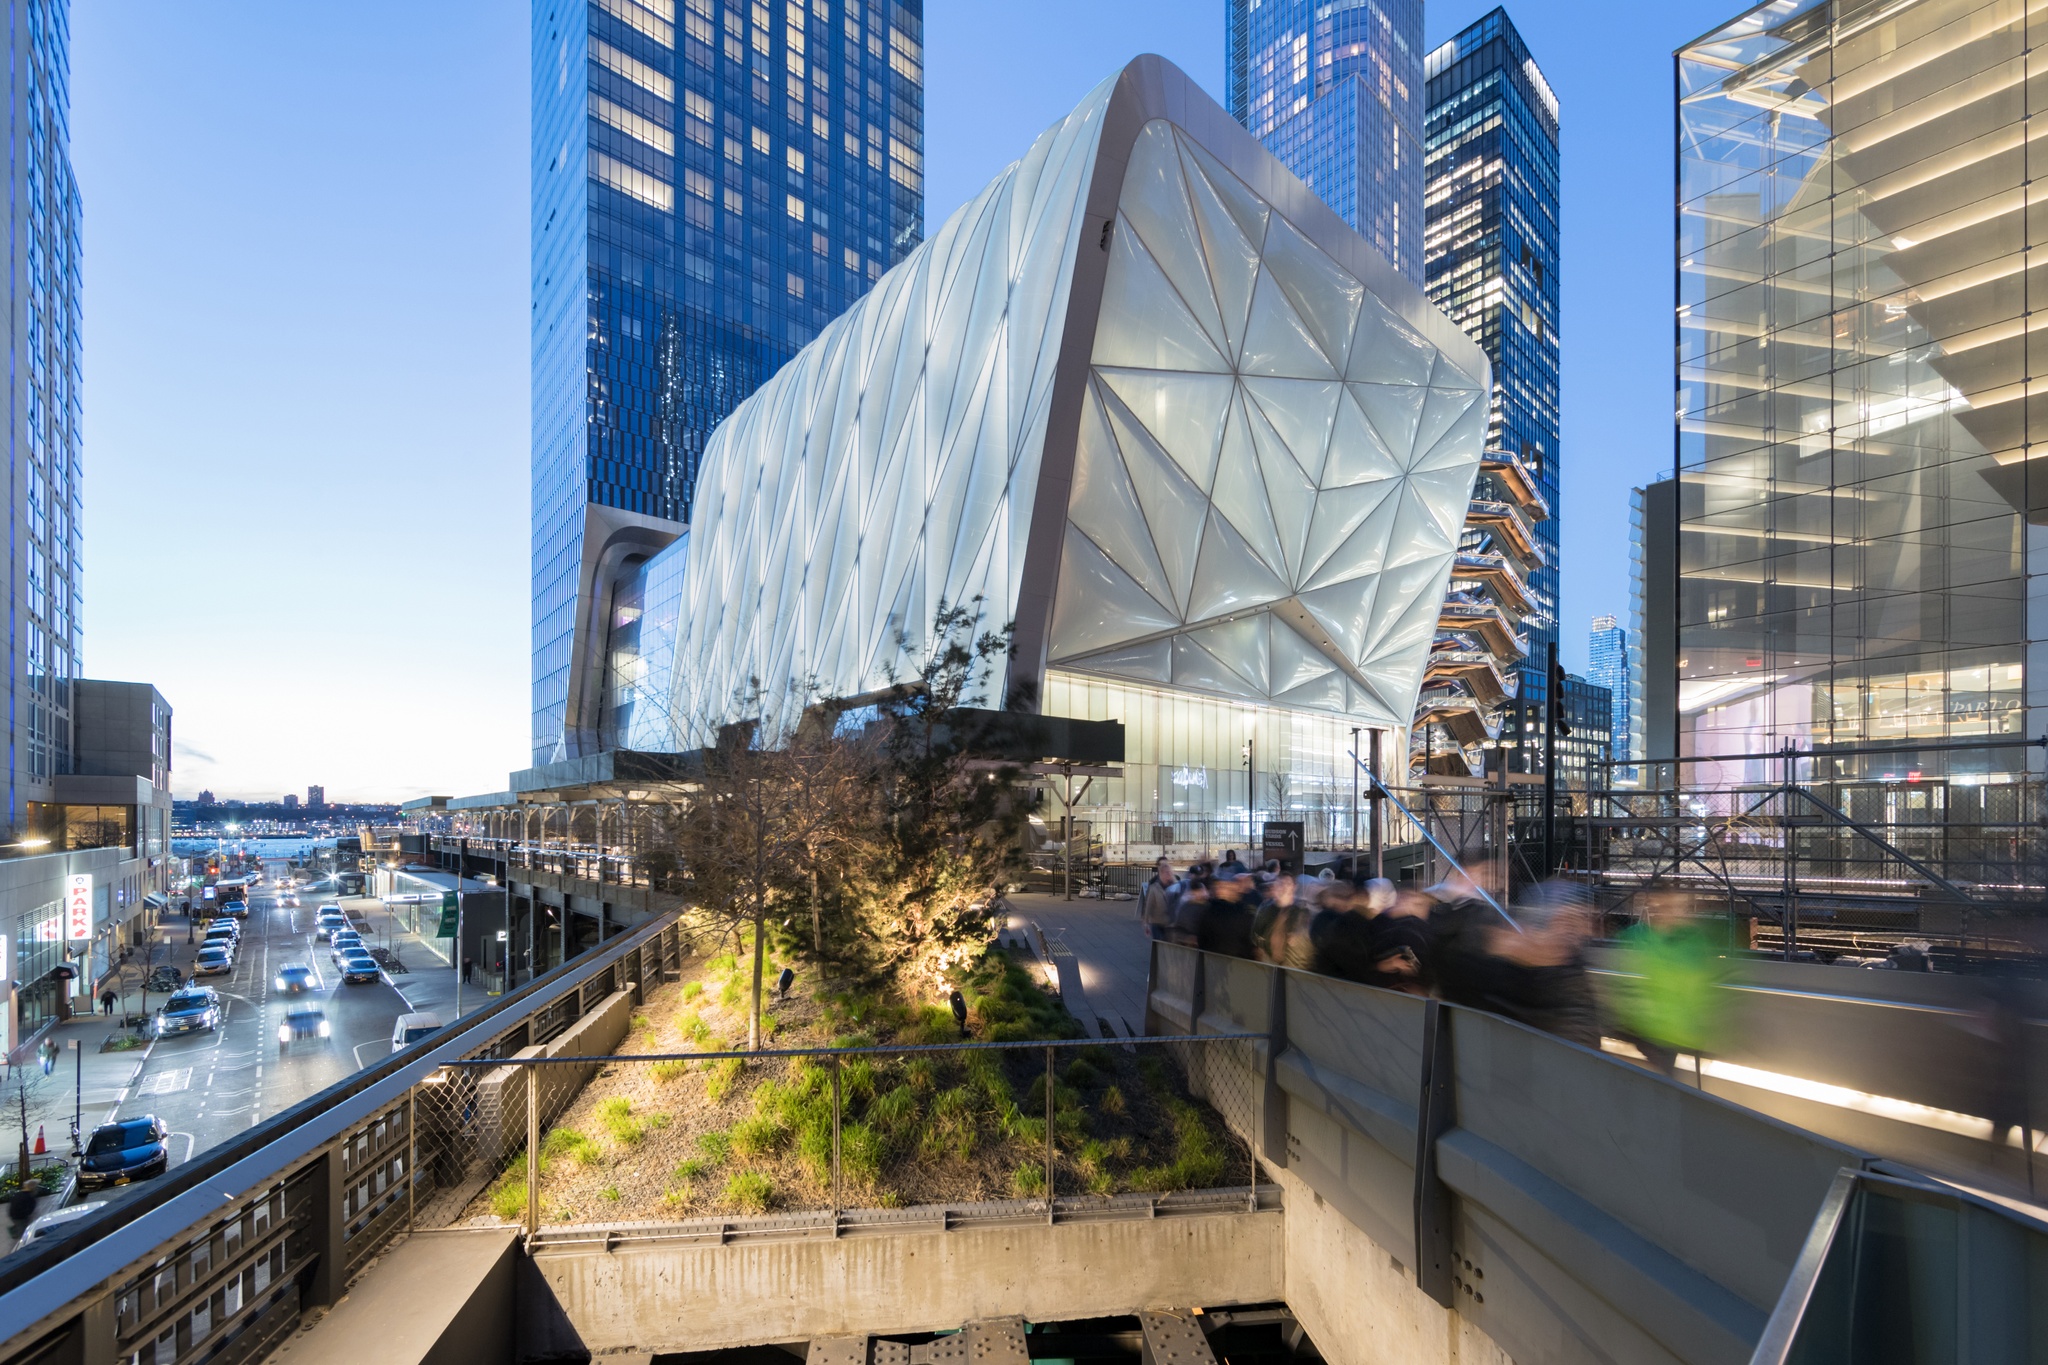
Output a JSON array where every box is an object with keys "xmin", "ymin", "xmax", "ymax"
[{"xmin": 469, "ymin": 944, "xmax": 1249, "ymax": 1225}]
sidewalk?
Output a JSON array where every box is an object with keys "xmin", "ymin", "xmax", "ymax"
[
  {"xmin": 339, "ymin": 897, "xmax": 477, "ymax": 1024},
  {"xmin": 1001, "ymin": 890, "xmax": 1154, "ymax": 1038}
]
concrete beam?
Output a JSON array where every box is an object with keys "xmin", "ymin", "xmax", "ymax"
[{"xmin": 529, "ymin": 1210, "xmax": 1284, "ymax": 1355}]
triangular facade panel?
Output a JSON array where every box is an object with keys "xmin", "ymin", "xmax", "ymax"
[{"xmin": 659, "ymin": 63, "xmax": 1487, "ymax": 758}]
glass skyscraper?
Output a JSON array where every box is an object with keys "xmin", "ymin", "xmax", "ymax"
[
  {"xmin": 1423, "ymin": 8, "xmax": 1561, "ymax": 670},
  {"xmin": 1678, "ymin": 0, "xmax": 2044, "ymax": 789},
  {"xmin": 1227, "ymin": 0, "xmax": 1425, "ymax": 285},
  {"xmin": 8, "ymin": 0, "xmax": 81, "ymax": 826},
  {"xmin": 1588, "ymin": 612, "xmax": 1632, "ymax": 770},
  {"xmin": 531, "ymin": 0, "xmax": 924, "ymax": 762}
]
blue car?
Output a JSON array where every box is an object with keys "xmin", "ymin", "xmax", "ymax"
[
  {"xmin": 338, "ymin": 951, "xmax": 380, "ymax": 985},
  {"xmin": 155, "ymin": 987, "xmax": 219, "ymax": 1036},
  {"xmin": 77, "ymin": 1116, "xmax": 170, "ymax": 1191}
]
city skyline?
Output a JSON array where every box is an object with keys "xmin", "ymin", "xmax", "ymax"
[{"xmin": 66, "ymin": 1, "xmax": 1729, "ymax": 799}]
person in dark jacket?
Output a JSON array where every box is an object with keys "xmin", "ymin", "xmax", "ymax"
[
  {"xmin": 1251, "ymin": 875, "xmax": 1316, "ymax": 970},
  {"xmin": 1196, "ymin": 874, "xmax": 1259, "ymax": 958},
  {"xmin": 1167, "ymin": 877, "xmax": 1209, "ymax": 946},
  {"xmin": 1216, "ymin": 850, "xmax": 1248, "ymax": 878}
]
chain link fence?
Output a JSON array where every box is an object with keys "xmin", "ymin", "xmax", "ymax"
[{"xmin": 411, "ymin": 1032, "xmax": 1264, "ymax": 1236}]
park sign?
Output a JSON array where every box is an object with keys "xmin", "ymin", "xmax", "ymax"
[
  {"xmin": 436, "ymin": 889, "xmax": 459, "ymax": 938},
  {"xmin": 64, "ymin": 874, "xmax": 92, "ymax": 940}
]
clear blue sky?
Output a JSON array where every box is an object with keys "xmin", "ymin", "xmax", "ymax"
[{"xmin": 73, "ymin": 1, "xmax": 1732, "ymax": 801}]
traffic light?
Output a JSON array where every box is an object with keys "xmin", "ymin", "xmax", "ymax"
[{"xmin": 1549, "ymin": 656, "xmax": 1572, "ymax": 740}]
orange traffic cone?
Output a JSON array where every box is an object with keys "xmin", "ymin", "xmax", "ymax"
[{"xmin": 32, "ymin": 1125, "xmax": 44, "ymax": 1156}]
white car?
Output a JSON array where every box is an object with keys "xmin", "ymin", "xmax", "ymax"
[{"xmin": 18, "ymin": 1201, "xmax": 108, "ymax": 1246}]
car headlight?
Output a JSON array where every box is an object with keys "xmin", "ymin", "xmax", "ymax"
[
  {"xmin": 317, "ymin": 1021, "xmax": 330, "ymax": 1037},
  {"xmin": 275, "ymin": 977, "xmax": 287, "ymax": 989},
  {"xmin": 278, "ymin": 1024, "xmax": 291, "ymax": 1043}
]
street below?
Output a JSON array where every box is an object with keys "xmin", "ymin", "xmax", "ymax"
[{"xmin": 4, "ymin": 861, "xmax": 472, "ymax": 1234}]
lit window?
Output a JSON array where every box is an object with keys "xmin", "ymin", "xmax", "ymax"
[
  {"xmin": 752, "ymin": 127, "xmax": 771, "ymax": 154},
  {"xmin": 724, "ymin": 186, "xmax": 744, "ymax": 213},
  {"xmin": 595, "ymin": 0, "xmax": 673, "ymax": 48},
  {"xmin": 724, "ymin": 135, "xmax": 744, "ymax": 163},
  {"xmin": 593, "ymin": 152, "xmax": 675, "ymax": 210},
  {"xmin": 786, "ymin": 194, "xmax": 806, "ymax": 221},
  {"xmin": 786, "ymin": 147, "xmax": 806, "ymax": 174},
  {"xmin": 590, "ymin": 95, "xmax": 675, "ymax": 156},
  {"xmin": 591, "ymin": 39, "xmax": 673, "ymax": 101},
  {"xmin": 787, "ymin": 273, "xmax": 805, "ymax": 298}
]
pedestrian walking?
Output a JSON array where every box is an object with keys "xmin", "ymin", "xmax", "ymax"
[
  {"xmin": 99, "ymin": 989, "xmax": 116, "ymax": 1017},
  {"xmin": 1139, "ymin": 858, "xmax": 1177, "ymax": 941},
  {"xmin": 462, "ymin": 956, "xmax": 475, "ymax": 984}
]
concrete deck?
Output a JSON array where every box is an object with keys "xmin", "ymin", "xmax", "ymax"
[
  {"xmin": 270, "ymin": 1228, "xmax": 517, "ymax": 1365},
  {"xmin": 1001, "ymin": 891, "xmax": 1153, "ymax": 1037}
]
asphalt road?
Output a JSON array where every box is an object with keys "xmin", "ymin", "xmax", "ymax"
[{"xmin": 92, "ymin": 868, "xmax": 410, "ymax": 1185}]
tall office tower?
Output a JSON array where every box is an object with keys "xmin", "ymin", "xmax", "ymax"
[
  {"xmin": 531, "ymin": 0, "xmax": 925, "ymax": 762},
  {"xmin": 4, "ymin": 1, "xmax": 81, "ymax": 828},
  {"xmin": 1679, "ymin": 2, "xmax": 2043, "ymax": 797},
  {"xmin": 1588, "ymin": 613, "xmax": 1631, "ymax": 771},
  {"xmin": 307, "ymin": 785, "xmax": 325, "ymax": 809},
  {"xmin": 1226, "ymin": 0, "xmax": 1425, "ymax": 285},
  {"xmin": 1423, "ymin": 8, "xmax": 1561, "ymax": 698}
]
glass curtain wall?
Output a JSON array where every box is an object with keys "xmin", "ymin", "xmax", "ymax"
[
  {"xmin": 1044, "ymin": 670, "xmax": 1361, "ymax": 842},
  {"xmin": 1677, "ymin": 0, "xmax": 2047, "ymax": 795}
]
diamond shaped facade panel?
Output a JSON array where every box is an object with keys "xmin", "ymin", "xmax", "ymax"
[
  {"xmin": 650, "ymin": 58, "xmax": 1489, "ymax": 747},
  {"xmin": 1047, "ymin": 119, "xmax": 1486, "ymax": 730}
]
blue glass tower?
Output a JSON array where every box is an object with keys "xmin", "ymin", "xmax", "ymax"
[
  {"xmin": 1226, "ymin": 0, "xmax": 1424, "ymax": 285},
  {"xmin": 8, "ymin": 0, "xmax": 81, "ymax": 823},
  {"xmin": 1588, "ymin": 613, "xmax": 1630, "ymax": 767},
  {"xmin": 1423, "ymin": 8, "xmax": 1559, "ymax": 771},
  {"xmin": 531, "ymin": 0, "xmax": 924, "ymax": 762}
]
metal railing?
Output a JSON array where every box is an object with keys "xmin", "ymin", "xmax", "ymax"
[
  {"xmin": 1751, "ymin": 1164, "xmax": 2048, "ymax": 1363},
  {"xmin": 410, "ymin": 1032, "xmax": 1264, "ymax": 1244},
  {"xmin": 0, "ymin": 909, "xmax": 693, "ymax": 1365}
]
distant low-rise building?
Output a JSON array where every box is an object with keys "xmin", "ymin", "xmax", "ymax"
[{"xmin": 282, "ymin": 793, "xmax": 299, "ymax": 810}]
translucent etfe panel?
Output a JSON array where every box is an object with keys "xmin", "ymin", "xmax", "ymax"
[
  {"xmin": 1059, "ymin": 119, "xmax": 1484, "ymax": 730},
  {"xmin": 663, "ymin": 72, "xmax": 1118, "ymax": 741}
]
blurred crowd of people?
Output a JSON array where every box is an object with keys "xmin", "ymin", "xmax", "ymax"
[{"xmin": 1138, "ymin": 854, "xmax": 1725, "ymax": 1066}]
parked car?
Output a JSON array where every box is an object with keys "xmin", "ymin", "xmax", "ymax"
[
  {"xmin": 18, "ymin": 1200, "xmax": 108, "ymax": 1246},
  {"xmin": 391, "ymin": 1012, "xmax": 443, "ymax": 1053},
  {"xmin": 328, "ymin": 931, "xmax": 364, "ymax": 964},
  {"xmin": 338, "ymin": 951, "xmax": 380, "ymax": 985},
  {"xmin": 155, "ymin": 987, "xmax": 220, "ymax": 1036},
  {"xmin": 274, "ymin": 963, "xmax": 316, "ymax": 993},
  {"xmin": 277, "ymin": 1007, "xmax": 328, "ymax": 1048},
  {"xmin": 193, "ymin": 945, "xmax": 233, "ymax": 977},
  {"xmin": 314, "ymin": 908, "xmax": 347, "ymax": 941},
  {"xmin": 76, "ymin": 1117, "xmax": 170, "ymax": 1190},
  {"xmin": 202, "ymin": 924, "xmax": 239, "ymax": 951}
]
